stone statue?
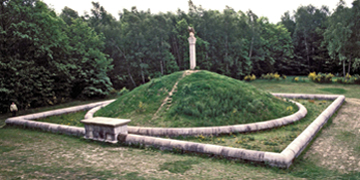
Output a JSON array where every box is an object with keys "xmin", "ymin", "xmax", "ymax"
[
  {"xmin": 188, "ymin": 26, "xmax": 196, "ymax": 70},
  {"xmin": 188, "ymin": 26, "xmax": 195, "ymax": 34}
]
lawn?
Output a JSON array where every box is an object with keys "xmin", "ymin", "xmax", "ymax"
[
  {"xmin": 1, "ymin": 78, "xmax": 360, "ymax": 179},
  {"xmin": 249, "ymin": 77, "xmax": 360, "ymax": 98}
]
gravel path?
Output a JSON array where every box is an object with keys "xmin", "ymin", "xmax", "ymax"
[{"xmin": 304, "ymin": 98, "xmax": 360, "ymax": 172}]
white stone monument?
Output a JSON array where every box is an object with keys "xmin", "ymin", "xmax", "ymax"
[
  {"xmin": 188, "ymin": 27, "xmax": 197, "ymax": 70},
  {"xmin": 81, "ymin": 117, "xmax": 131, "ymax": 143}
]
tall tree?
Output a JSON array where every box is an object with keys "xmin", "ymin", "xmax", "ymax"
[
  {"xmin": 293, "ymin": 5, "xmax": 329, "ymax": 73},
  {"xmin": 280, "ymin": 11, "xmax": 296, "ymax": 37},
  {"xmin": 0, "ymin": 0, "xmax": 72, "ymax": 111},
  {"xmin": 324, "ymin": 0, "xmax": 360, "ymax": 76}
]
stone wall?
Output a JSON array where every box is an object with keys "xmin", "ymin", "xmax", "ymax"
[
  {"xmin": 5, "ymin": 94, "xmax": 345, "ymax": 168},
  {"xmin": 5, "ymin": 100, "xmax": 115, "ymax": 136}
]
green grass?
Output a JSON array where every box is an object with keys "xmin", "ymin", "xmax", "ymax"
[
  {"xmin": 96, "ymin": 70, "xmax": 297, "ymax": 127},
  {"xmin": 249, "ymin": 77, "xmax": 360, "ymax": 98},
  {"xmin": 1, "ymin": 72, "xmax": 359, "ymax": 179},
  {"xmin": 174, "ymin": 99, "xmax": 331, "ymax": 152},
  {"xmin": 34, "ymin": 110, "xmax": 87, "ymax": 127},
  {"xmin": 159, "ymin": 159, "xmax": 200, "ymax": 174},
  {"xmin": 0, "ymin": 97, "xmax": 117, "ymax": 127},
  {"xmin": 19, "ymin": 98, "xmax": 329, "ymax": 153},
  {"xmin": 319, "ymin": 88, "xmax": 347, "ymax": 94},
  {"xmin": 1, "ymin": 126, "xmax": 359, "ymax": 179},
  {"xmin": 95, "ymin": 71, "xmax": 184, "ymax": 126}
]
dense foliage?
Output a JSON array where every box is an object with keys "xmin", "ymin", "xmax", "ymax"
[
  {"xmin": 1, "ymin": 0, "xmax": 360, "ymax": 113},
  {"xmin": 0, "ymin": 0, "xmax": 112, "ymax": 113}
]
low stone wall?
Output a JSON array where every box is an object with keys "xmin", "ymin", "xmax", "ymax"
[
  {"xmin": 121, "ymin": 94, "xmax": 344, "ymax": 168},
  {"xmin": 4, "ymin": 94, "xmax": 345, "ymax": 168},
  {"xmin": 266, "ymin": 93, "xmax": 345, "ymax": 168},
  {"xmin": 127, "ymin": 100, "xmax": 306, "ymax": 136},
  {"xmin": 84, "ymin": 95, "xmax": 307, "ymax": 136},
  {"xmin": 5, "ymin": 100, "xmax": 115, "ymax": 136}
]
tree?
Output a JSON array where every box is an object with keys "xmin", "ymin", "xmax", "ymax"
[
  {"xmin": 59, "ymin": 6, "xmax": 79, "ymax": 25},
  {"xmin": 65, "ymin": 18, "xmax": 113, "ymax": 98},
  {"xmin": 280, "ymin": 11, "xmax": 296, "ymax": 37},
  {"xmin": 293, "ymin": 5, "xmax": 330, "ymax": 73},
  {"xmin": 0, "ymin": 0, "xmax": 74, "ymax": 112},
  {"xmin": 323, "ymin": 0, "xmax": 360, "ymax": 77}
]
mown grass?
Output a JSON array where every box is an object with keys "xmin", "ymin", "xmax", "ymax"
[
  {"xmin": 249, "ymin": 77, "xmax": 360, "ymax": 98},
  {"xmin": 174, "ymin": 99, "xmax": 331, "ymax": 152},
  {"xmin": 0, "ymin": 97, "xmax": 116, "ymax": 127},
  {"xmin": 19, "ymin": 98, "xmax": 329, "ymax": 153},
  {"xmin": 96, "ymin": 70, "xmax": 297, "ymax": 127},
  {"xmin": 1, "ymin": 73, "xmax": 359, "ymax": 179},
  {"xmin": 34, "ymin": 110, "xmax": 87, "ymax": 127},
  {"xmin": 95, "ymin": 71, "xmax": 184, "ymax": 126},
  {"xmin": 1, "ymin": 126, "xmax": 359, "ymax": 179}
]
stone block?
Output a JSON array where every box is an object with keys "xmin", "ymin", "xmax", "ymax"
[{"xmin": 81, "ymin": 117, "xmax": 131, "ymax": 143}]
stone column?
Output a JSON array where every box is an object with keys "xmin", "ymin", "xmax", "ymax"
[{"xmin": 188, "ymin": 32, "xmax": 197, "ymax": 70}]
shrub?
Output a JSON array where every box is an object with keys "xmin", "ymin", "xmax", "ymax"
[
  {"xmin": 293, "ymin": 77, "xmax": 299, "ymax": 82},
  {"xmin": 244, "ymin": 74, "xmax": 256, "ymax": 81},
  {"xmin": 308, "ymin": 72, "xmax": 333, "ymax": 83},
  {"xmin": 336, "ymin": 74, "xmax": 360, "ymax": 84},
  {"xmin": 260, "ymin": 73, "xmax": 281, "ymax": 80},
  {"xmin": 354, "ymin": 75, "xmax": 360, "ymax": 84},
  {"xmin": 336, "ymin": 78, "xmax": 349, "ymax": 84},
  {"xmin": 308, "ymin": 72, "xmax": 317, "ymax": 81}
]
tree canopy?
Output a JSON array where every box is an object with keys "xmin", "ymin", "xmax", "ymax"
[{"xmin": 1, "ymin": 0, "xmax": 360, "ymax": 113}]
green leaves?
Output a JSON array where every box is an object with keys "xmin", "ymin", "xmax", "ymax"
[{"xmin": 0, "ymin": 0, "xmax": 114, "ymax": 113}]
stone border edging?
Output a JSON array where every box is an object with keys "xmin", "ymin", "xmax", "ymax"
[
  {"xmin": 84, "ymin": 100, "xmax": 115, "ymax": 119},
  {"xmin": 127, "ymin": 99, "xmax": 306, "ymax": 136},
  {"xmin": 121, "ymin": 94, "xmax": 344, "ymax": 168},
  {"xmin": 4, "ymin": 94, "xmax": 345, "ymax": 168},
  {"xmin": 86, "ymin": 93, "xmax": 307, "ymax": 136},
  {"xmin": 5, "ymin": 100, "xmax": 115, "ymax": 136},
  {"xmin": 264, "ymin": 93, "xmax": 345, "ymax": 168}
]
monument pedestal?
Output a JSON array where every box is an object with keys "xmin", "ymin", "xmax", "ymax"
[
  {"xmin": 188, "ymin": 32, "xmax": 197, "ymax": 70},
  {"xmin": 81, "ymin": 117, "xmax": 131, "ymax": 143}
]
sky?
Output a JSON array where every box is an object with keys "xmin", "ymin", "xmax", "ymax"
[{"xmin": 42, "ymin": 0, "xmax": 354, "ymax": 23}]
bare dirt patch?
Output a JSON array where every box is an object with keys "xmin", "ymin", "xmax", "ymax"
[{"xmin": 304, "ymin": 98, "xmax": 360, "ymax": 172}]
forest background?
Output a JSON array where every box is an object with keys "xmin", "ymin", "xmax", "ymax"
[{"xmin": 1, "ymin": 0, "xmax": 359, "ymax": 113}]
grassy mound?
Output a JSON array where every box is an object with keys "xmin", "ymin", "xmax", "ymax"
[{"xmin": 96, "ymin": 70, "xmax": 297, "ymax": 127}]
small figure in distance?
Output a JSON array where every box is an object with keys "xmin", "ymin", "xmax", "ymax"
[{"xmin": 10, "ymin": 102, "xmax": 18, "ymax": 117}]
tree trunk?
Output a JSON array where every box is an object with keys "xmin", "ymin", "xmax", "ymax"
[
  {"xmin": 172, "ymin": 36, "xmax": 181, "ymax": 68},
  {"xmin": 347, "ymin": 56, "xmax": 352, "ymax": 75},
  {"xmin": 111, "ymin": 39, "xmax": 136, "ymax": 87},
  {"xmin": 160, "ymin": 60, "xmax": 164, "ymax": 75},
  {"xmin": 127, "ymin": 67, "xmax": 136, "ymax": 87},
  {"xmin": 139, "ymin": 58, "xmax": 145, "ymax": 84},
  {"xmin": 343, "ymin": 60, "xmax": 346, "ymax": 78},
  {"xmin": 249, "ymin": 36, "xmax": 254, "ymax": 60},
  {"xmin": 158, "ymin": 43, "xmax": 164, "ymax": 75},
  {"xmin": 303, "ymin": 30, "xmax": 310, "ymax": 71}
]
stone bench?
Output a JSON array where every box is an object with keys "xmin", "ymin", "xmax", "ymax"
[{"xmin": 81, "ymin": 117, "xmax": 131, "ymax": 143}]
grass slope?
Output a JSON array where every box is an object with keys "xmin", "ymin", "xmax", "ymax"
[{"xmin": 96, "ymin": 70, "xmax": 297, "ymax": 127}]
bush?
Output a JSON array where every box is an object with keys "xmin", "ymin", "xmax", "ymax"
[
  {"xmin": 260, "ymin": 73, "xmax": 281, "ymax": 80},
  {"xmin": 244, "ymin": 74, "xmax": 256, "ymax": 81},
  {"xmin": 308, "ymin": 72, "xmax": 334, "ymax": 83},
  {"xmin": 336, "ymin": 74, "xmax": 360, "ymax": 84},
  {"xmin": 354, "ymin": 75, "xmax": 360, "ymax": 84}
]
